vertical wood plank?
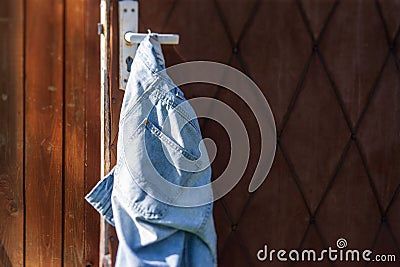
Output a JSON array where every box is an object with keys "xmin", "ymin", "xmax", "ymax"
[
  {"xmin": 25, "ymin": 0, "xmax": 64, "ymax": 265},
  {"xmin": 84, "ymin": 0, "xmax": 101, "ymax": 266},
  {"xmin": 64, "ymin": 0, "xmax": 85, "ymax": 265},
  {"xmin": 0, "ymin": 0, "xmax": 24, "ymax": 266},
  {"xmin": 108, "ymin": 0, "xmax": 122, "ymax": 264},
  {"xmin": 99, "ymin": 0, "xmax": 113, "ymax": 265}
]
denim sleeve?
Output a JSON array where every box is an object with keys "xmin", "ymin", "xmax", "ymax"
[{"xmin": 85, "ymin": 167, "xmax": 115, "ymax": 226}]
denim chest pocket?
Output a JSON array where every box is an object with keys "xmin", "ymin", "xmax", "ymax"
[
  {"xmin": 144, "ymin": 119, "xmax": 200, "ymax": 162},
  {"xmin": 118, "ymin": 114, "xmax": 203, "ymax": 219}
]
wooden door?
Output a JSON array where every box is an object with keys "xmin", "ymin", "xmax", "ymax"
[
  {"xmin": 0, "ymin": 0, "xmax": 101, "ymax": 266},
  {"xmin": 106, "ymin": 0, "xmax": 400, "ymax": 266}
]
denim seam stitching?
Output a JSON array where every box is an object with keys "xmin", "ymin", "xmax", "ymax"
[
  {"xmin": 119, "ymin": 78, "xmax": 159, "ymax": 121},
  {"xmin": 146, "ymin": 121, "xmax": 200, "ymax": 163},
  {"xmin": 114, "ymin": 183, "xmax": 167, "ymax": 219},
  {"xmin": 152, "ymin": 88, "xmax": 201, "ymax": 133},
  {"xmin": 121, "ymin": 129, "xmax": 205, "ymax": 208},
  {"xmin": 135, "ymin": 47, "xmax": 201, "ymax": 133}
]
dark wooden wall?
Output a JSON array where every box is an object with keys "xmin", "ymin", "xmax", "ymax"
[
  {"xmin": 107, "ymin": 0, "xmax": 400, "ymax": 266},
  {"xmin": 1, "ymin": 0, "xmax": 400, "ymax": 267},
  {"xmin": 0, "ymin": 0, "xmax": 101, "ymax": 266}
]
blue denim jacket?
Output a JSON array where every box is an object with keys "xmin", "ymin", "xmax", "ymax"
[{"xmin": 85, "ymin": 34, "xmax": 217, "ymax": 267}]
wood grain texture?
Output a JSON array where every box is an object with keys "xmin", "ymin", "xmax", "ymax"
[
  {"xmin": 108, "ymin": 0, "xmax": 122, "ymax": 263},
  {"xmin": 1, "ymin": 0, "xmax": 101, "ymax": 266},
  {"xmin": 84, "ymin": 0, "xmax": 101, "ymax": 266},
  {"xmin": 25, "ymin": 0, "xmax": 64, "ymax": 266},
  {"xmin": 64, "ymin": 0, "xmax": 86, "ymax": 265},
  {"xmin": 98, "ymin": 0, "xmax": 112, "ymax": 265},
  {"xmin": 0, "ymin": 0, "xmax": 24, "ymax": 266}
]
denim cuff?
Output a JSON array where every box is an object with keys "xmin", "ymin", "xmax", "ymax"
[{"xmin": 85, "ymin": 167, "xmax": 115, "ymax": 226}]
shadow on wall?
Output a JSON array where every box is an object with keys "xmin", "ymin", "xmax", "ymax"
[{"xmin": 0, "ymin": 241, "xmax": 12, "ymax": 267}]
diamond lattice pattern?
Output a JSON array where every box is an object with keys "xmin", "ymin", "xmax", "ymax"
[{"xmin": 110, "ymin": 0, "xmax": 400, "ymax": 266}]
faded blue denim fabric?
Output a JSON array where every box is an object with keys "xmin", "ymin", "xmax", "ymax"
[{"xmin": 85, "ymin": 34, "xmax": 217, "ymax": 267}]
